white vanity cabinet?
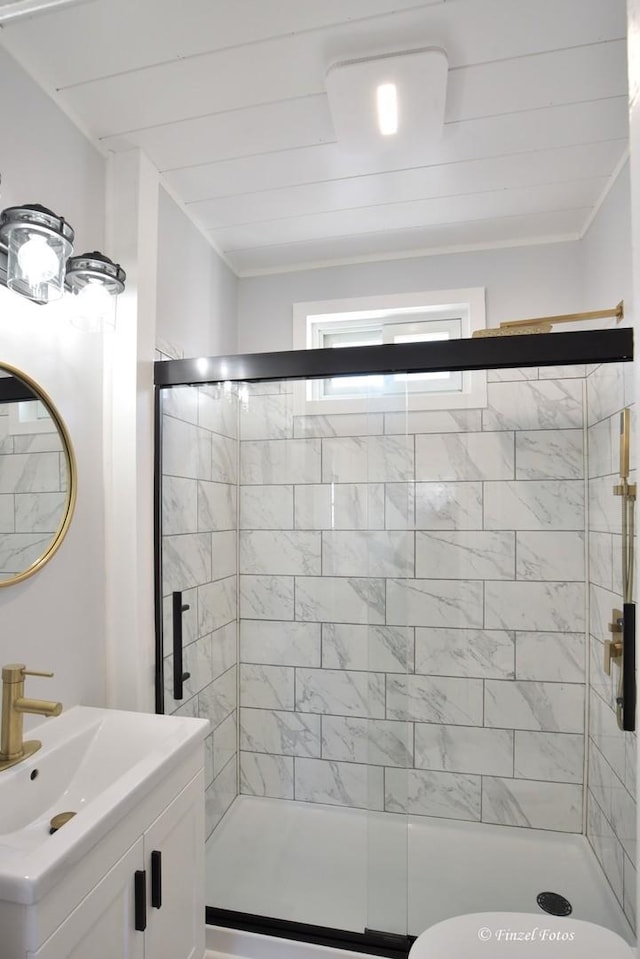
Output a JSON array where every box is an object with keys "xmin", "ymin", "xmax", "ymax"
[
  {"xmin": 28, "ymin": 771, "xmax": 205, "ymax": 959},
  {"xmin": 29, "ymin": 838, "xmax": 145, "ymax": 959},
  {"xmin": 144, "ymin": 768, "xmax": 205, "ymax": 959},
  {"xmin": 0, "ymin": 708, "xmax": 209, "ymax": 959}
]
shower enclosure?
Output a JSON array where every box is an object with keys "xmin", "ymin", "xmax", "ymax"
[{"xmin": 154, "ymin": 327, "xmax": 636, "ymax": 954}]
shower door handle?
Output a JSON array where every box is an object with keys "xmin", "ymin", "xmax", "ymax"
[
  {"xmin": 621, "ymin": 602, "xmax": 636, "ymax": 731},
  {"xmin": 172, "ymin": 590, "xmax": 191, "ymax": 700}
]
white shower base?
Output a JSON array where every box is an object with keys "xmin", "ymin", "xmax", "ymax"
[{"xmin": 205, "ymin": 796, "xmax": 633, "ymax": 944}]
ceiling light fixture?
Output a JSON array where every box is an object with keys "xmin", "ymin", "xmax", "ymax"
[
  {"xmin": 326, "ymin": 48, "xmax": 448, "ymax": 151},
  {"xmin": 376, "ymin": 82, "xmax": 398, "ymax": 136}
]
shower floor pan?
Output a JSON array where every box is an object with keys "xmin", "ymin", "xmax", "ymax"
[{"xmin": 205, "ymin": 796, "xmax": 633, "ymax": 946}]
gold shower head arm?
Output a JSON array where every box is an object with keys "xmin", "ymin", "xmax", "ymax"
[{"xmin": 473, "ymin": 301, "xmax": 623, "ymax": 338}]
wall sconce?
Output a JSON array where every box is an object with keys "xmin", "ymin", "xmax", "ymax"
[
  {"xmin": 0, "ymin": 202, "xmax": 126, "ymax": 328},
  {"xmin": 0, "ymin": 204, "xmax": 74, "ymax": 303},
  {"xmin": 66, "ymin": 251, "xmax": 126, "ymax": 333}
]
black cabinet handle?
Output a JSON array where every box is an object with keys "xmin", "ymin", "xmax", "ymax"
[
  {"xmin": 134, "ymin": 870, "xmax": 147, "ymax": 931},
  {"xmin": 622, "ymin": 602, "xmax": 636, "ymax": 731},
  {"xmin": 151, "ymin": 850, "xmax": 162, "ymax": 908},
  {"xmin": 172, "ymin": 591, "xmax": 191, "ymax": 700}
]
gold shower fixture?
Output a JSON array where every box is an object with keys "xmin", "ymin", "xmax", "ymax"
[
  {"xmin": 605, "ymin": 408, "xmax": 637, "ymax": 732},
  {"xmin": 472, "ymin": 302, "xmax": 624, "ymax": 337},
  {"xmin": 615, "ymin": 408, "xmax": 635, "ymax": 608}
]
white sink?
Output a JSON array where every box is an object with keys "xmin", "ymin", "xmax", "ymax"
[{"xmin": 0, "ymin": 705, "xmax": 209, "ymax": 904}]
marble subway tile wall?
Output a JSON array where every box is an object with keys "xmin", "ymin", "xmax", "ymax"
[
  {"xmin": 161, "ymin": 383, "xmax": 239, "ymax": 837},
  {"xmin": 0, "ymin": 401, "xmax": 67, "ymax": 579},
  {"xmin": 238, "ymin": 370, "xmax": 588, "ymax": 833},
  {"xmin": 586, "ymin": 361, "xmax": 636, "ymax": 931}
]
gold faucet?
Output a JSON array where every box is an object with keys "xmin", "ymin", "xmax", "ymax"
[{"xmin": 0, "ymin": 664, "xmax": 62, "ymax": 772}]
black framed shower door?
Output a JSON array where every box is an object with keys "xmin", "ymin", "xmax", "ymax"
[{"xmin": 153, "ymin": 326, "xmax": 633, "ymax": 957}]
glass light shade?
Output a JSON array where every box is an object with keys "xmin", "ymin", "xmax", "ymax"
[
  {"xmin": 69, "ymin": 280, "xmax": 117, "ymax": 332},
  {"xmin": 7, "ymin": 225, "xmax": 72, "ymax": 302},
  {"xmin": 17, "ymin": 234, "xmax": 59, "ymax": 284},
  {"xmin": 65, "ymin": 251, "xmax": 125, "ymax": 333},
  {"xmin": 0, "ymin": 205, "xmax": 74, "ymax": 303}
]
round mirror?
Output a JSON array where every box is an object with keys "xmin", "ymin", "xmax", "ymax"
[{"xmin": 0, "ymin": 364, "xmax": 76, "ymax": 586}]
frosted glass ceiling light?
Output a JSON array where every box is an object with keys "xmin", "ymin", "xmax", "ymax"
[
  {"xmin": 0, "ymin": 204, "xmax": 74, "ymax": 302},
  {"xmin": 326, "ymin": 48, "xmax": 448, "ymax": 151},
  {"xmin": 66, "ymin": 251, "xmax": 126, "ymax": 332},
  {"xmin": 376, "ymin": 83, "xmax": 398, "ymax": 136}
]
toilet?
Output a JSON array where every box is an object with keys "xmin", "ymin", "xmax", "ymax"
[{"xmin": 408, "ymin": 912, "xmax": 635, "ymax": 957}]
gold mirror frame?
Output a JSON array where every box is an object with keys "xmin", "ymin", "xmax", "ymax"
[{"xmin": 0, "ymin": 363, "xmax": 77, "ymax": 587}]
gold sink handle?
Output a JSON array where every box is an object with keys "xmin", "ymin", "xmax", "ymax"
[{"xmin": 0, "ymin": 664, "xmax": 63, "ymax": 771}]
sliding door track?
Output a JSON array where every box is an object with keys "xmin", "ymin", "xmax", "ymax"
[
  {"xmin": 156, "ymin": 327, "xmax": 633, "ymax": 388},
  {"xmin": 206, "ymin": 907, "xmax": 415, "ymax": 959}
]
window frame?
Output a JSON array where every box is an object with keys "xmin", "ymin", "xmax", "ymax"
[{"xmin": 292, "ymin": 287, "xmax": 487, "ymax": 414}]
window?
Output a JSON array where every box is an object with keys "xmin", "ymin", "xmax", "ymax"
[
  {"xmin": 293, "ymin": 288, "xmax": 486, "ymax": 413},
  {"xmin": 6, "ymin": 399, "xmax": 57, "ymax": 436}
]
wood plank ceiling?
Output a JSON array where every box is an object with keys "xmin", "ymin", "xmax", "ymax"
[{"xmin": 0, "ymin": 0, "xmax": 629, "ymax": 275}]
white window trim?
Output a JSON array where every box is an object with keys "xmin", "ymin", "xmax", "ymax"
[
  {"xmin": 5, "ymin": 400, "xmax": 57, "ymax": 436},
  {"xmin": 292, "ymin": 287, "xmax": 487, "ymax": 414}
]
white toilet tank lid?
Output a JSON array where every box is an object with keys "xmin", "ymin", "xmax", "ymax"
[{"xmin": 409, "ymin": 912, "xmax": 634, "ymax": 958}]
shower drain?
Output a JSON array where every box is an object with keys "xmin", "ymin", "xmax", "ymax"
[{"xmin": 536, "ymin": 892, "xmax": 573, "ymax": 916}]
